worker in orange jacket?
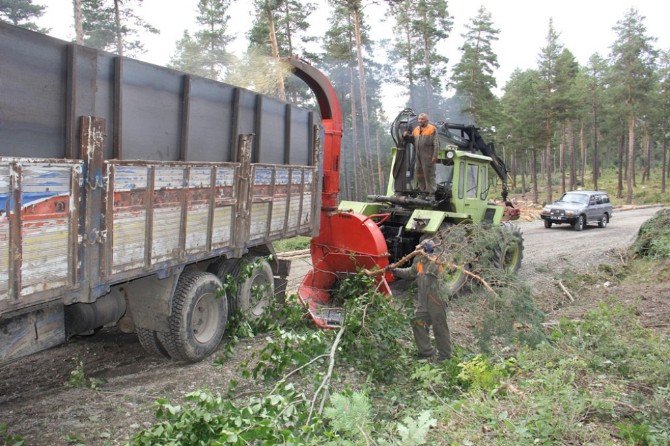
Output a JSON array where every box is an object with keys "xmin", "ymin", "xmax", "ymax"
[
  {"xmin": 391, "ymin": 240, "xmax": 452, "ymax": 361},
  {"xmin": 404, "ymin": 113, "xmax": 440, "ymax": 193}
]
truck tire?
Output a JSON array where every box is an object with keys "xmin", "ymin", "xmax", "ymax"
[
  {"xmin": 157, "ymin": 271, "xmax": 227, "ymax": 362},
  {"xmin": 234, "ymin": 257, "xmax": 275, "ymax": 320},
  {"xmin": 210, "ymin": 256, "xmax": 275, "ymax": 319},
  {"xmin": 495, "ymin": 222, "xmax": 524, "ymax": 274},
  {"xmin": 573, "ymin": 215, "xmax": 585, "ymax": 231},
  {"xmin": 544, "ymin": 219, "xmax": 552, "ymax": 229},
  {"xmin": 136, "ymin": 327, "xmax": 171, "ymax": 359},
  {"xmin": 598, "ymin": 214, "xmax": 608, "ymax": 228}
]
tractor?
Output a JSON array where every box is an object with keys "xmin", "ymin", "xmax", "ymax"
[{"xmin": 292, "ymin": 64, "xmax": 522, "ymax": 328}]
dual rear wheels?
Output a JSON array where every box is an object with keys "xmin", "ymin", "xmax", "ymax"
[{"xmin": 137, "ymin": 256, "xmax": 275, "ymax": 362}]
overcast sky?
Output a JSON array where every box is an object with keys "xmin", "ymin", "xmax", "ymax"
[{"xmin": 40, "ymin": 0, "xmax": 670, "ymax": 114}]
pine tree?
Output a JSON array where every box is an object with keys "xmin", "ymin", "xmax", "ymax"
[
  {"xmin": 170, "ymin": 0, "xmax": 233, "ymax": 80},
  {"xmin": 451, "ymin": 6, "xmax": 500, "ymax": 132},
  {"xmin": 501, "ymin": 69, "xmax": 544, "ymax": 203},
  {"xmin": 81, "ymin": 0, "xmax": 158, "ymax": 56},
  {"xmin": 537, "ymin": 18, "xmax": 563, "ymax": 203},
  {"xmin": 0, "ymin": 0, "xmax": 47, "ymax": 32},
  {"xmin": 609, "ymin": 8, "xmax": 657, "ymax": 204},
  {"xmin": 658, "ymin": 50, "xmax": 670, "ymax": 193},
  {"xmin": 390, "ymin": 0, "xmax": 452, "ymax": 117},
  {"xmin": 586, "ymin": 53, "xmax": 608, "ymax": 190}
]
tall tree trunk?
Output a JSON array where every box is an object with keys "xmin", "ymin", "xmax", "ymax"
[
  {"xmin": 559, "ymin": 123, "xmax": 566, "ymax": 195},
  {"xmin": 404, "ymin": 20, "xmax": 415, "ymax": 109},
  {"xmin": 509, "ymin": 152, "xmax": 516, "ymax": 190},
  {"xmin": 266, "ymin": 9, "xmax": 286, "ymax": 101},
  {"xmin": 626, "ymin": 113, "xmax": 635, "ymax": 204},
  {"xmin": 113, "ymin": 0, "xmax": 123, "ymax": 56},
  {"xmin": 520, "ymin": 151, "xmax": 526, "ymax": 195},
  {"xmin": 569, "ymin": 120, "xmax": 575, "ymax": 191},
  {"xmin": 419, "ymin": 8, "xmax": 433, "ymax": 114},
  {"xmin": 579, "ymin": 119, "xmax": 585, "ymax": 188},
  {"xmin": 531, "ymin": 148, "xmax": 538, "ymax": 204},
  {"xmin": 348, "ymin": 65, "xmax": 361, "ymax": 199},
  {"xmin": 545, "ymin": 115, "xmax": 553, "ymax": 203},
  {"xmin": 375, "ymin": 129, "xmax": 384, "ymax": 192},
  {"xmin": 592, "ymin": 92, "xmax": 599, "ymax": 190},
  {"xmin": 662, "ymin": 137, "xmax": 667, "ymax": 194},
  {"xmin": 617, "ymin": 132, "xmax": 625, "ymax": 199},
  {"xmin": 642, "ymin": 125, "xmax": 651, "ymax": 183},
  {"xmin": 352, "ymin": 8, "xmax": 373, "ymax": 193},
  {"xmin": 73, "ymin": 0, "xmax": 83, "ymax": 44}
]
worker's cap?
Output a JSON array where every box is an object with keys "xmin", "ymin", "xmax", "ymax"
[{"xmin": 422, "ymin": 240, "xmax": 435, "ymax": 253}]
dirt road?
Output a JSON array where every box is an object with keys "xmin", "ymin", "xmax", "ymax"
[{"xmin": 0, "ymin": 206, "xmax": 664, "ymax": 445}]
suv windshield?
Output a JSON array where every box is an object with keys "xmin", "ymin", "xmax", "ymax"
[{"xmin": 557, "ymin": 192, "xmax": 589, "ymax": 205}]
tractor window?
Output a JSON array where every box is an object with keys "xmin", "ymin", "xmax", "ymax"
[
  {"xmin": 436, "ymin": 164, "xmax": 454, "ymax": 186},
  {"xmin": 479, "ymin": 165, "xmax": 489, "ymax": 200},
  {"xmin": 466, "ymin": 164, "xmax": 479, "ymax": 198},
  {"xmin": 458, "ymin": 162, "xmax": 465, "ymax": 199}
]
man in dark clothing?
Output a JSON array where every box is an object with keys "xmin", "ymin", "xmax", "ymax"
[
  {"xmin": 404, "ymin": 113, "xmax": 440, "ymax": 193},
  {"xmin": 391, "ymin": 240, "xmax": 452, "ymax": 361}
]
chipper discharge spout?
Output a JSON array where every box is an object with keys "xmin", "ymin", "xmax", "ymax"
[{"xmin": 287, "ymin": 58, "xmax": 390, "ymax": 328}]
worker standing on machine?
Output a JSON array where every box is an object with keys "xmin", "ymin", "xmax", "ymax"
[
  {"xmin": 404, "ymin": 113, "xmax": 440, "ymax": 194},
  {"xmin": 391, "ymin": 240, "xmax": 452, "ymax": 361}
]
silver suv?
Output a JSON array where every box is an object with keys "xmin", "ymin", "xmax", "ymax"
[{"xmin": 540, "ymin": 191, "xmax": 613, "ymax": 231}]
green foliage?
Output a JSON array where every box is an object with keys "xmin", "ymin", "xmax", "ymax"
[
  {"xmin": 323, "ymin": 391, "xmax": 372, "ymax": 441},
  {"xmin": 632, "ymin": 208, "xmax": 670, "ymax": 259},
  {"xmin": 0, "ymin": 423, "xmax": 24, "ymax": 446},
  {"xmin": 440, "ymin": 303, "xmax": 670, "ymax": 444},
  {"xmin": 65, "ymin": 358, "xmax": 103, "ymax": 390},
  {"xmin": 456, "ymin": 355, "xmax": 514, "ymax": 392},
  {"xmin": 247, "ymin": 329, "xmax": 328, "ymax": 381},
  {"xmin": 431, "ymin": 224, "xmax": 545, "ymax": 351},
  {"xmin": 128, "ymin": 386, "xmax": 319, "ymax": 446},
  {"xmin": 0, "ymin": 0, "xmax": 46, "ymax": 32},
  {"xmin": 338, "ymin": 274, "xmax": 413, "ymax": 383}
]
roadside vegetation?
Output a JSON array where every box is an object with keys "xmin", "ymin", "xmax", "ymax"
[{"xmin": 122, "ymin": 217, "xmax": 669, "ymax": 446}]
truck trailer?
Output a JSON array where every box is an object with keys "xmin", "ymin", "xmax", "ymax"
[{"xmin": 0, "ymin": 22, "xmax": 324, "ymax": 363}]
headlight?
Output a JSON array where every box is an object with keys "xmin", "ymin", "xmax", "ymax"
[{"xmin": 445, "ymin": 150, "xmax": 455, "ymax": 159}]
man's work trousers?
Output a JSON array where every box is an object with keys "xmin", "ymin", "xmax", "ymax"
[
  {"xmin": 414, "ymin": 149, "xmax": 436, "ymax": 193},
  {"xmin": 412, "ymin": 280, "xmax": 452, "ymax": 360}
]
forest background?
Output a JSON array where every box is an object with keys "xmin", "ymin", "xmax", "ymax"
[{"xmin": 3, "ymin": 0, "xmax": 670, "ymax": 205}]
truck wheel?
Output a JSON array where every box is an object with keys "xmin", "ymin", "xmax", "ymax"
[
  {"xmin": 573, "ymin": 215, "xmax": 585, "ymax": 231},
  {"xmin": 136, "ymin": 327, "xmax": 171, "ymax": 358},
  {"xmin": 235, "ymin": 257, "xmax": 275, "ymax": 320},
  {"xmin": 213, "ymin": 256, "xmax": 275, "ymax": 320},
  {"xmin": 209, "ymin": 257, "xmax": 240, "ymax": 317},
  {"xmin": 495, "ymin": 223, "xmax": 524, "ymax": 274},
  {"xmin": 157, "ymin": 271, "xmax": 227, "ymax": 362},
  {"xmin": 544, "ymin": 220, "xmax": 552, "ymax": 229}
]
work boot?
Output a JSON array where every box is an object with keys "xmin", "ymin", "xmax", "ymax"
[{"xmin": 411, "ymin": 317, "xmax": 434, "ymax": 358}]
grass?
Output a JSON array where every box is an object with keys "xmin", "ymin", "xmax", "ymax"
[{"xmin": 273, "ymin": 235, "xmax": 311, "ymax": 253}]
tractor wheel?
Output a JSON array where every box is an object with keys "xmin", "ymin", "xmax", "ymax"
[
  {"xmin": 136, "ymin": 327, "xmax": 171, "ymax": 359},
  {"xmin": 433, "ymin": 224, "xmax": 470, "ymax": 296},
  {"xmin": 495, "ymin": 222, "xmax": 524, "ymax": 274},
  {"xmin": 441, "ymin": 260, "xmax": 470, "ymax": 296},
  {"xmin": 157, "ymin": 271, "xmax": 227, "ymax": 362}
]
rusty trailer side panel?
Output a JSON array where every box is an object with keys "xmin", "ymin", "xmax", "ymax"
[{"xmin": 0, "ymin": 142, "xmax": 318, "ymax": 318}]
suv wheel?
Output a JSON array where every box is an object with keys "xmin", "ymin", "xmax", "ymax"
[
  {"xmin": 544, "ymin": 220, "xmax": 552, "ymax": 229},
  {"xmin": 598, "ymin": 215, "xmax": 608, "ymax": 228},
  {"xmin": 573, "ymin": 215, "xmax": 585, "ymax": 232}
]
